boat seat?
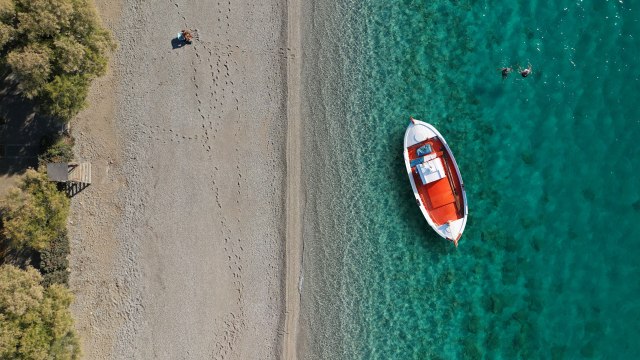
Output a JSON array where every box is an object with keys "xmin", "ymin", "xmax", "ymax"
[
  {"xmin": 409, "ymin": 153, "xmax": 437, "ymax": 168},
  {"xmin": 429, "ymin": 190, "xmax": 455, "ymax": 208},
  {"xmin": 427, "ymin": 178, "xmax": 455, "ymax": 208}
]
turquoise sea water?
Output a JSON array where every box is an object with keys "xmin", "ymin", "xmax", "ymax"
[{"xmin": 300, "ymin": 0, "xmax": 640, "ymax": 358}]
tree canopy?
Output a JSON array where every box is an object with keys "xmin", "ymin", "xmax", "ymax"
[
  {"xmin": 0, "ymin": 265, "xmax": 80, "ymax": 359},
  {"xmin": 0, "ymin": 0, "xmax": 115, "ymax": 120},
  {"xmin": 1, "ymin": 169, "xmax": 70, "ymax": 251}
]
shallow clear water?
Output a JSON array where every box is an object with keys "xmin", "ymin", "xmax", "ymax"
[{"xmin": 300, "ymin": 0, "xmax": 640, "ymax": 358}]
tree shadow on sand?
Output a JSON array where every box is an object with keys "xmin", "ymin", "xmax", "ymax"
[{"xmin": 0, "ymin": 70, "xmax": 64, "ymax": 194}]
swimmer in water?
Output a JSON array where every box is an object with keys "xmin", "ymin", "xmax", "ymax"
[
  {"xmin": 499, "ymin": 67, "xmax": 513, "ymax": 80},
  {"xmin": 519, "ymin": 63, "xmax": 532, "ymax": 77}
]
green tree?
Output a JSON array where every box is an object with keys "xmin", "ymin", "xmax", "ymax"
[
  {"xmin": 0, "ymin": 0, "xmax": 14, "ymax": 50},
  {"xmin": 43, "ymin": 74, "xmax": 90, "ymax": 120},
  {"xmin": 53, "ymin": 36, "xmax": 87, "ymax": 74},
  {"xmin": 1, "ymin": 0, "xmax": 115, "ymax": 120},
  {"xmin": 5, "ymin": 43, "xmax": 53, "ymax": 98},
  {"xmin": 0, "ymin": 0, "xmax": 14, "ymax": 19},
  {"xmin": 1, "ymin": 169, "xmax": 69, "ymax": 251},
  {"xmin": 15, "ymin": 0, "xmax": 74, "ymax": 40},
  {"xmin": 0, "ymin": 265, "xmax": 80, "ymax": 359},
  {"xmin": 0, "ymin": 22, "xmax": 12, "ymax": 49}
]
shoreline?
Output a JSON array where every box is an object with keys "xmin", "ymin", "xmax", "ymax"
[{"xmin": 283, "ymin": 0, "xmax": 303, "ymax": 356}]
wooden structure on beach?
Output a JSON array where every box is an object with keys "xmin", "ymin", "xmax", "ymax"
[{"xmin": 46, "ymin": 162, "xmax": 91, "ymax": 196}]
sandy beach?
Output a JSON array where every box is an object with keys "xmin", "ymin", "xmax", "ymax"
[{"xmin": 68, "ymin": 0, "xmax": 300, "ymax": 358}]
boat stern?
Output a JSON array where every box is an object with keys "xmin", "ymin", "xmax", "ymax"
[{"xmin": 437, "ymin": 218, "xmax": 465, "ymax": 246}]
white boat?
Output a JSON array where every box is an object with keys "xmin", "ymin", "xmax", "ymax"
[{"xmin": 403, "ymin": 117, "xmax": 468, "ymax": 246}]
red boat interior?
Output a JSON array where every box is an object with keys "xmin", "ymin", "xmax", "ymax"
[{"xmin": 407, "ymin": 137, "xmax": 464, "ymax": 225}]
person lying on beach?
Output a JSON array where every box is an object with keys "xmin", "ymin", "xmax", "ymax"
[
  {"xmin": 519, "ymin": 63, "xmax": 532, "ymax": 78},
  {"xmin": 499, "ymin": 67, "xmax": 513, "ymax": 80},
  {"xmin": 181, "ymin": 29, "xmax": 193, "ymax": 44}
]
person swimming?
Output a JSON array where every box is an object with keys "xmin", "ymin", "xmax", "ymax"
[
  {"xmin": 520, "ymin": 63, "xmax": 532, "ymax": 77},
  {"xmin": 500, "ymin": 67, "xmax": 513, "ymax": 79}
]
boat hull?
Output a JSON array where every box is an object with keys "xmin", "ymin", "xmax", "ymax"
[{"xmin": 403, "ymin": 119, "xmax": 468, "ymax": 245}]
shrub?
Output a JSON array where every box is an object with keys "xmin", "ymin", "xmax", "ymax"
[
  {"xmin": 39, "ymin": 133, "xmax": 75, "ymax": 166},
  {"xmin": 1, "ymin": 169, "xmax": 69, "ymax": 251},
  {"xmin": 39, "ymin": 232, "xmax": 70, "ymax": 287},
  {"xmin": 0, "ymin": 265, "xmax": 80, "ymax": 359}
]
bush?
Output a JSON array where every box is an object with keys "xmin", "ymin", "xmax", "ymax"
[
  {"xmin": 1, "ymin": 169, "xmax": 69, "ymax": 251},
  {"xmin": 39, "ymin": 133, "xmax": 75, "ymax": 166},
  {"xmin": 1, "ymin": 0, "xmax": 115, "ymax": 120},
  {"xmin": 0, "ymin": 265, "xmax": 80, "ymax": 359},
  {"xmin": 39, "ymin": 232, "xmax": 70, "ymax": 287}
]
